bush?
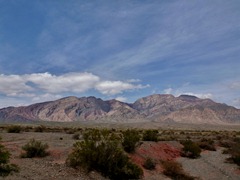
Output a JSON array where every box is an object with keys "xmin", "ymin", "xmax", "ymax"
[
  {"xmin": 66, "ymin": 129, "xmax": 143, "ymax": 180},
  {"xmin": 7, "ymin": 125, "xmax": 21, "ymax": 133},
  {"xmin": 122, "ymin": 129, "xmax": 141, "ymax": 153},
  {"xmin": 142, "ymin": 130, "xmax": 158, "ymax": 142},
  {"xmin": 143, "ymin": 157, "xmax": 156, "ymax": 170},
  {"xmin": 224, "ymin": 141, "xmax": 240, "ymax": 166},
  {"xmin": 162, "ymin": 160, "xmax": 194, "ymax": 180},
  {"xmin": 72, "ymin": 133, "xmax": 80, "ymax": 140},
  {"xmin": 181, "ymin": 140, "xmax": 201, "ymax": 158},
  {"xmin": 198, "ymin": 138, "xmax": 216, "ymax": 151},
  {"xmin": 0, "ymin": 138, "xmax": 19, "ymax": 177},
  {"xmin": 34, "ymin": 125, "xmax": 46, "ymax": 132},
  {"xmin": 21, "ymin": 139, "xmax": 49, "ymax": 158}
]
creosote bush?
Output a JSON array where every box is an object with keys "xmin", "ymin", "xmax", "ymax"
[
  {"xmin": 143, "ymin": 157, "xmax": 156, "ymax": 170},
  {"xmin": 181, "ymin": 140, "xmax": 201, "ymax": 159},
  {"xmin": 198, "ymin": 138, "xmax": 216, "ymax": 151},
  {"xmin": 162, "ymin": 160, "xmax": 194, "ymax": 180},
  {"xmin": 142, "ymin": 129, "xmax": 158, "ymax": 142},
  {"xmin": 7, "ymin": 125, "xmax": 21, "ymax": 133},
  {"xmin": 34, "ymin": 125, "xmax": 47, "ymax": 132},
  {"xmin": 0, "ymin": 137, "xmax": 19, "ymax": 176},
  {"xmin": 122, "ymin": 129, "xmax": 141, "ymax": 153},
  {"xmin": 21, "ymin": 138, "xmax": 49, "ymax": 158},
  {"xmin": 222, "ymin": 140, "xmax": 240, "ymax": 166},
  {"xmin": 66, "ymin": 129, "xmax": 143, "ymax": 180},
  {"xmin": 72, "ymin": 132, "xmax": 81, "ymax": 140}
]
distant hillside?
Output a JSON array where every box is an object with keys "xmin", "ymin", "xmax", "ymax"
[{"xmin": 0, "ymin": 94, "xmax": 240, "ymax": 124}]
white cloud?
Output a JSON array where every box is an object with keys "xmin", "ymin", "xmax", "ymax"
[
  {"xmin": 25, "ymin": 72, "xmax": 100, "ymax": 93},
  {"xmin": 180, "ymin": 92, "xmax": 213, "ymax": 99},
  {"xmin": 233, "ymin": 98, "xmax": 240, "ymax": 109},
  {"xmin": 95, "ymin": 81, "xmax": 149, "ymax": 95},
  {"xmin": 115, "ymin": 96, "xmax": 127, "ymax": 102},
  {"xmin": 0, "ymin": 72, "xmax": 147, "ymax": 97},
  {"xmin": 163, "ymin": 88, "xmax": 173, "ymax": 94},
  {"xmin": 31, "ymin": 93, "xmax": 62, "ymax": 103},
  {"xmin": 230, "ymin": 82, "xmax": 240, "ymax": 89},
  {"xmin": 162, "ymin": 86, "xmax": 213, "ymax": 99},
  {"xmin": 0, "ymin": 74, "xmax": 33, "ymax": 96}
]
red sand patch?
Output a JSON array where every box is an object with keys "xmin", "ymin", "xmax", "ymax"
[
  {"xmin": 129, "ymin": 141, "xmax": 181, "ymax": 177},
  {"xmin": 48, "ymin": 148, "xmax": 68, "ymax": 164},
  {"xmin": 235, "ymin": 169, "xmax": 240, "ymax": 175}
]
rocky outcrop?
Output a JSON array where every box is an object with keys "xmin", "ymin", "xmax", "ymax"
[{"xmin": 0, "ymin": 94, "xmax": 240, "ymax": 124}]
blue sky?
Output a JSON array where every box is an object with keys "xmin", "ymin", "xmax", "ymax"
[{"xmin": 0, "ymin": 0, "xmax": 240, "ymax": 108}]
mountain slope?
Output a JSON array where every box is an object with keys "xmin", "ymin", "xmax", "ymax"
[{"xmin": 0, "ymin": 94, "xmax": 240, "ymax": 124}]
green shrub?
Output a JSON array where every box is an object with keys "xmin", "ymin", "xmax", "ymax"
[
  {"xmin": 34, "ymin": 125, "xmax": 46, "ymax": 132},
  {"xmin": 198, "ymin": 138, "xmax": 216, "ymax": 151},
  {"xmin": 162, "ymin": 160, "xmax": 194, "ymax": 180},
  {"xmin": 66, "ymin": 129, "xmax": 143, "ymax": 180},
  {"xmin": 0, "ymin": 139, "xmax": 19, "ymax": 177},
  {"xmin": 7, "ymin": 125, "xmax": 21, "ymax": 133},
  {"xmin": 122, "ymin": 129, "xmax": 141, "ymax": 153},
  {"xmin": 143, "ymin": 157, "xmax": 156, "ymax": 170},
  {"xmin": 72, "ymin": 133, "xmax": 80, "ymax": 140},
  {"xmin": 181, "ymin": 140, "xmax": 201, "ymax": 158},
  {"xmin": 142, "ymin": 130, "xmax": 158, "ymax": 142},
  {"xmin": 224, "ymin": 141, "xmax": 240, "ymax": 166},
  {"xmin": 21, "ymin": 139, "xmax": 49, "ymax": 158}
]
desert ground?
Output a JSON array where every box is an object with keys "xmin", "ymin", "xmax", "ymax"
[{"xmin": 0, "ymin": 124, "xmax": 239, "ymax": 180}]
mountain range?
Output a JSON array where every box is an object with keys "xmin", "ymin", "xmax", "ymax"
[{"xmin": 0, "ymin": 94, "xmax": 240, "ymax": 124}]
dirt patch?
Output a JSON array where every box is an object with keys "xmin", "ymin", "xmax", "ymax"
[
  {"xmin": 177, "ymin": 147, "xmax": 240, "ymax": 180},
  {"xmin": 0, "ymin": 132, "xmax": 107, "ymax": 180},
  {"xmin": 130, "ymin": 141, "xmax": 182, "ymax": 179},
  {"xmin": 1, "ymin": 131, "xmax": 239, "ymax": 180}
]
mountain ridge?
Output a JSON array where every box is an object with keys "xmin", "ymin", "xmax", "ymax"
[{"xmin": 0, "ymin": 94, "xmax": 240, "ymax": 124}]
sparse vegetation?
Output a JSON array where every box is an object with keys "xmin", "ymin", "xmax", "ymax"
[
  {"xmin": 72, "ymin": 132, "xmax": 80, "ymax": 140},
  {"xmin": 66, "ymin": 129, "xmax": 143, "ymax": 180},
  {"xmin": 162, "ymin": 160, "xmax": 194, "ymax": 180},
  {"xmin": 34, "ymin": 125, "xmax": 47, "ymax": 132},
  {"xmin": 143, "ymin": 157, "xmax": 156, "ymax": 170},
  {"xmin": 21, "ymin": 138, "xmax": 49, "ymax": 158},
  {"xmin": 142, "ymin": 129, "xmax": 158, "ymax": 142},
  {"xmin": 181, "ymin": 140, "xmax": 201, "ymax": 158},
  {"xmin": 221, "ymin": 139, "xmax": 240, "ymax": 166},
  {"xmin": 0, "ymin": 137, "xmax": 19, "ymax": 177},
  {"xmin": 198, "ymin": 138, "xmax": 216, "ymax": 151},
  {"xmin": 7, "ymin": 125, "xmax": 21, "ymax": 133},
  {"xmin": 122, "ymin": 129, "xmax": 141, "ymax": 153}
]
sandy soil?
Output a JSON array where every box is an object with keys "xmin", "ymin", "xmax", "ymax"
[
  {"xmin": 0, "ymin": 132, "xmax": 107, "ymax": 180},
  {"xmin": 0, "ymin": 131, "xmax": 239, "ymax": 180},
  {"xmin": 177, "ymin": 148, "xmax": 240, "ymax": 180}
]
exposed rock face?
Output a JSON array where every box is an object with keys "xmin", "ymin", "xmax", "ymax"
[{"xmin": 0, "ymin": 94, "xmax": 240, "ymax": 124}]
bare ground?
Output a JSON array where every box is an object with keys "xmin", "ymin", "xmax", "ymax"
[
  {"xmin": 0, "ymin": 132, "xmax": 107, "ymax": 180},
  {"xmin": 177, "ymin": 148, "xmax": 240, "ymax": 180},
  {"xmin": 0, "ymin": 131, "xmax": 239, "ymax": 180}
]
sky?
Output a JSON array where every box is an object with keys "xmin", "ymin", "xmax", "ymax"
[{"xmin": 0, "ymin": 0, "xmax": 240, "ymax": 108}]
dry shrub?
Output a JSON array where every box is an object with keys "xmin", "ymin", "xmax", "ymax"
[
  {"xmin": 0, "ymin": 137, "xmax": 19, "ymax": 176},
  {"xmin": 198, "ymin": 138, "xmax": 216, "ymax": 151},
  {"xmin": 142, "ymin": 129, "xmax": 158, "ymax": 142},
  {"xmin": 122, "ymin": 129, "xmax": 141, "ymax": 153},
  {"xmin": 162, "ymin": 160, "xmax": 194, "ymax": 180},
  {"xmin": 66, "ymin": 129, "xmax": 143, "ymax": 180},
  {"xmin": 181, "ymin": 140, "xmax": 201, "ymax": 158},
  {"xmin": 7, "ymin": 125, "xmax": 21, "ymax": 133},
  {"xmin": 143, "ymin": 158, "xmax": 156, "ymax": 170},
  {"xmin": 21, "ymin": 139, "xmax": 49, "ymax": 158}
]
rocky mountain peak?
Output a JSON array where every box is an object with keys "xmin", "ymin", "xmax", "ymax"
[{"xmin": 0, "ymin": 94, "xmax": 240, "ymax": 124}]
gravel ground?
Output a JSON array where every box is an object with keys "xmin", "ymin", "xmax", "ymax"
[
  {"xmin": 1, "ymin": 132, "xmax": 239, "ymax": 180},
  {"xmin": 177, "ymin": 147, "xmax": 240, "ymax": 180},
  {"xmin": 0, "ymin": 132, "xmax": 108, "ymax": 180}
]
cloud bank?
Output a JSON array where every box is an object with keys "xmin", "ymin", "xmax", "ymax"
[{"xmin": 0, "ymin": 72, "xmax": 148, "ymax": 107}]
